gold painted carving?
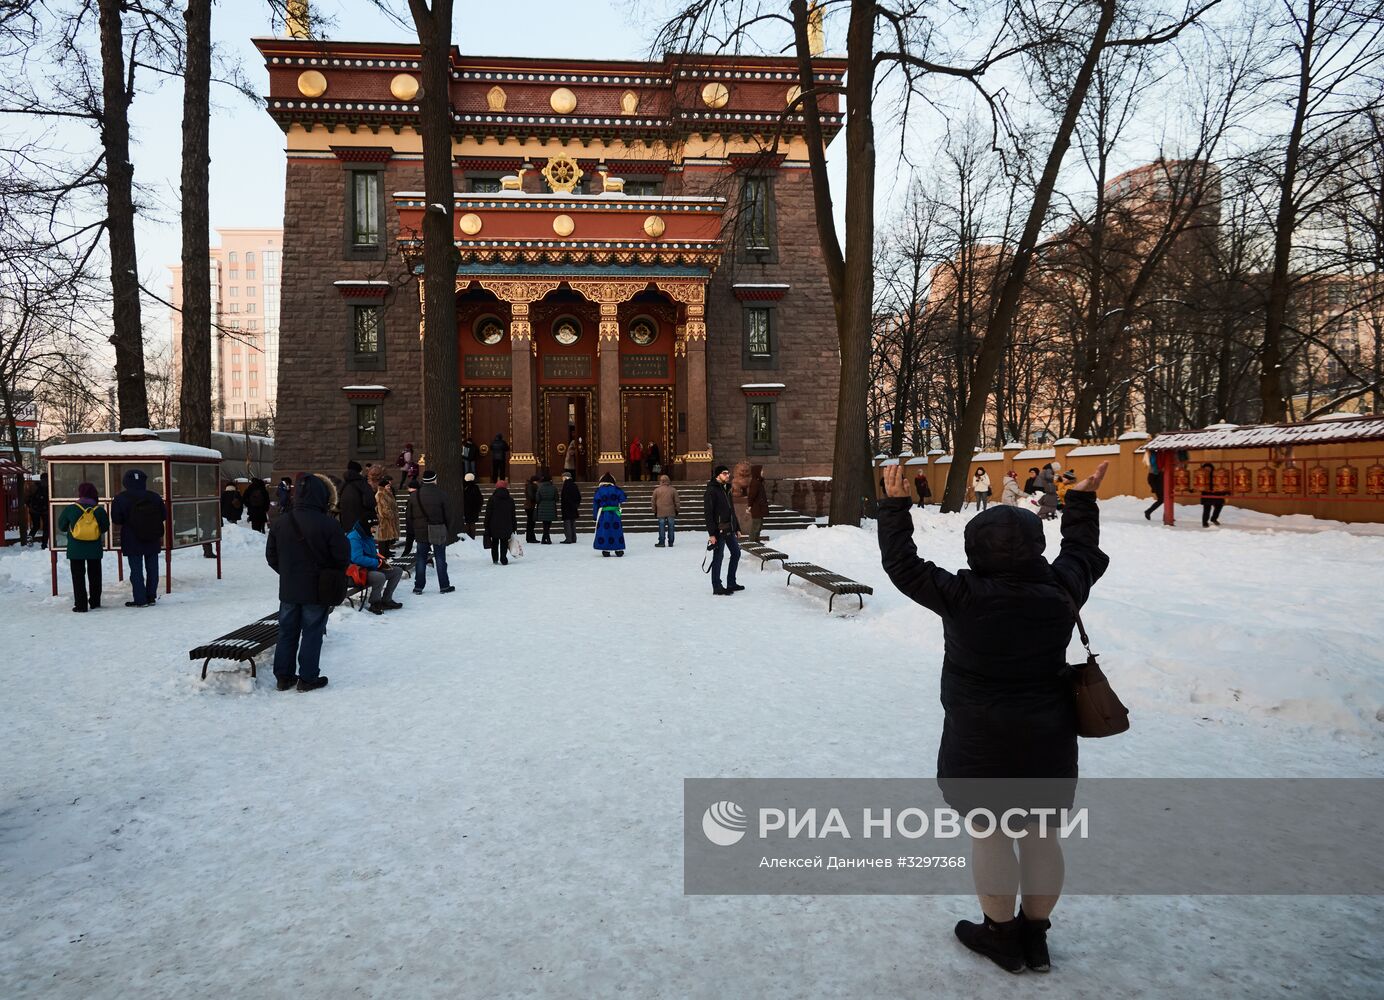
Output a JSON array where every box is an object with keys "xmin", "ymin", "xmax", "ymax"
[
  {"xmin": 475, "ymin": 279, "xmax": 562, "ymax": 305},
  {"xmin": 487, "ymin": 85, "xmax": 506, "ymax": 111},
  {"xmin": 541, "ymin": 153, "xmax": 583, "ymax": 194},
  {"xmin": 390, "ymin": 74, "xmax": 420, "ymax": 101},
  {"xmin": 660, "ymin": 282, "xmax": 706, "ymax": 308},
  {"xmin": 553, "ymin": 214, "xmax": 575, "ymax": 237},
  {"xmin": 701, "ymin": 82, "xmax": 729, "ymax": 109},
  {"xmin": 566, "ymin": 280, "xmax": 645, "ymax": 307},
  {"xmin": 621, "ymin": 90, "xmax": 639, "ymax": 114},
  {"xmin": 550, "ymin": 87, "xmax": 577, "ymax": 114},
  {"xmin": 297, "ymin": 70, "xmax": 327, "ymax": 98},
  {"xmin": 459, "ymin": 213, "xmax": 483, "ymax": 235},
  {"xmin": 643, "ymin": 215, "xmax": 666, "ymax": 238}
]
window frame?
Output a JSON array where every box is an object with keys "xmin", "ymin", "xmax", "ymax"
[
  {"xmin": 741, "ymin": 303, "xmax": 778, "ymax": 370},
  {"xmin": 348, "ymin": 301, "xmax": 386, "ymax": 371},
  {"xmin": 747, "ymin": 399, "xmax": 779, "ymax": 455},
  {"xmin": 344, "ymin": 165, "xmax": 387, "ymax": 261},
  {"xmin": 738, "ymin": 174, "xmax": 778, "ymax": 262},
  {"xmin": 350, "ymin": 401, "xmax": 384, "ymax": 460},
  {"xmin": 465, "ymin": 173, "xmax": 505, "ymax": 194}
]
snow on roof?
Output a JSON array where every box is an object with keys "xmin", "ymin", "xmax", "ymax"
[
  {"xmin": 1067, "ymin": 444, "xmax": 1122, "ymax": 457},
  {"xmin": 332, "ymin": 280, "xmax": 392, "ymax": 286},
  {"xmin": 1002, "ymin": 441, "xmax": 1024, "ymax": 450},
  {"xmin": 1118, "ymin": 430, "xmax": 1152, "ymax": 440},
  {"xmin": 741, "ymin": 383, "xmax": 786, "ymax": 389},
  {"xmin": 342, "ymin": 384, "xmax": 389, "ymax": 391},
  {"xmin": 1013, "ymin": 448, "xmax": 1057, "ymax": 460},
  {"xmin": 43, "ymin": 439, "xmax": 222, "ymax": 461},
  {"xmin": 731, "ymin": 283, "xmax": 791, "ymax": 289},
  {"xmin": 973, "ymin": 452, "xmax": 1004, "ymax": 462},
  {"xmin": 905, "ymin": 457, "xmax": 929, "ymax": 466},
  {"xmin": 1054, "ymin": 437, "xmax": 1081, "ymax": 446},
  {"xmin": 934, "ymin": 455, "xmax": 953, "ymax": 464},
  {"xmin": 1144, "ymin": 415, "xmax": 1384, "ymax": 451}
]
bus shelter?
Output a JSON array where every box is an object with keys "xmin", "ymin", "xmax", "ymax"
[{"xmin": 42, "ymin": 432, "xmax": 224, "ymax": 597}]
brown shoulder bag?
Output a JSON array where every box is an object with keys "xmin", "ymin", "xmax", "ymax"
[{"xmin": 1068, "ymin": 606, "xmax": 1131, "ymax": 738}]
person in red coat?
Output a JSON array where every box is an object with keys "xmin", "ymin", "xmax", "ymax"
[{"xmin": 626, "ymin": 437, "xmax": 643, "ymax": 482}]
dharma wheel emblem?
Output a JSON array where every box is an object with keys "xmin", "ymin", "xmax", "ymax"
[{"xmin": 542, "ymin": 154, "xmax": 583, "ymax": 194}]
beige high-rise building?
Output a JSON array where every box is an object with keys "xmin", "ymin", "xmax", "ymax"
[{"xmin": 169, "ymin": 228, "xmax": 283, "ymax": 434}]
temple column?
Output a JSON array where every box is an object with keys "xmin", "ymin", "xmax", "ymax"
[
  {"xmin": 674, "ymin": 323, "xmax": 689, "ymax": 474},
  {"xmin": 661, "ymin": 281, "xmax": 712, "ymax": 482},
  {"xmin": 508, "ymin": 301, "xmax": 538, "ymax": 482},
  {"xmin": 596, "ymin": 302, "xmax": 624, "ymax": 479},
  {"xmin": 566, "ymin": 279, "xmax": 646, "ymax": 480},
  {"xmin": 474, "ymin": 278, "xmax": 560, "ymax": 482}
]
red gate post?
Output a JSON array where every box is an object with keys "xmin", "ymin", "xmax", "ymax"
[{"xmin": 1160, "ymin": 450, "xmax": 1176, "ymax": 526}]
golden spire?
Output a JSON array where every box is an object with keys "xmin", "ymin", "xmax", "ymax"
[
  {"xmin": 807, "ymin": 2, "xmax": 825, "ymax": 57},
  {"xmin": 285, "ymin": 0, "xmax": 310, "ymax": 40}
]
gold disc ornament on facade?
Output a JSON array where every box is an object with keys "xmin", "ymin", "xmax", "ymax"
[
  {"xmin": 541, "ymin": 154, "xmax": 583, "ymax": 194},
  {"xmin": 553, "ymin": 214, "xmax": 575, "ymax": 237},
  {"xmin": 487, "ymin": 85, "xmax": 506, "ymax": 111},
  {"xmin": 701, "ymin": 82, "xmax": 729, "ymax": 109},
  {"xmin": 297, "ymin": 70, "xmax": 327, "ymax": 98},
  {"xmin": 390, "ymin": 74, "xmax": 420, "ymax": 101},
  {"xmin": 550, "ymin": 87, "xmax": 578, "ymax": 114},
  {"xmin": 643, "ymin": 215, "xmax": 666, "ymax": 239},
  {"xmin": 459, "ymin": 213, "xmax": 483, "ymax": 236}
]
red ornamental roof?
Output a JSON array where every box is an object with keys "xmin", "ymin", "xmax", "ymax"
[{"xmin": 1143, "ymin": 415, "xmax": 1384, "ymax": 451}]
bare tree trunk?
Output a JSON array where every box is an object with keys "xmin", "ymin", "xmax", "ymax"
[
  {"xmin": 941, "ymin": 0, "xmax": 1117, "ymax": 512},
  {"xmin": 97, "ymin": 0, "xmax": 150, "ymax": 429},
  {"xmin": 407, "ymin": 0, "xmax": 464, "ymax": 503},
  {"xmin": 179, "ymin": 0, "xmax": 212, "ymax": 450},
  {"xmin": 1260, "ymin": 0, "xmax": 1318, "ymax": 425}
]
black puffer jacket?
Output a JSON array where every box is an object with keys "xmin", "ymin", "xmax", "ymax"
[
  {"xmin": 560, "ymin": 478, "xmax": 581, "ymax": 520},
  {"xmin": 463, "ymin": 481, "xmax": 483, "ymax": 523},
  {"xmin": 338, "ymin": 469, "xmax": 377, "ymax": 530},
  {"xmin": 703, "ymin": 479, "xmax": 739, "ymax": 536},
  {"xmin": 265, "ymin": 474, "xmax": 351, "ymax": 605},
  {"xmin": 877, "ymin": 493, "xmax": 1109, "ymax": 792},
  {"xmin": 484, "ymin": 486, "xmax": 517, "ymax": 539}
]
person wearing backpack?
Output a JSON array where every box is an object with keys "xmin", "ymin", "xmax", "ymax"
[
  {"xmin": 111, "ymin": 468, "xmax": 166, "ymax": 608},
  {"xmin": 266, "ymin": 473, "xmax": 351, "ymax": 692},
  {"xmin": 56, "ymin": 481, "xmax": 109, "ymax": 613}
]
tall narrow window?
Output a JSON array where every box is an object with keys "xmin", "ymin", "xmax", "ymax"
[
  {"xmin": 750, "ymin": 401, "xmax": 774, "ymax": 449},
  {"xmin": 354, "ymin": 306, "xmax": 380, "ymax": 356},
  {"xmin": 352, "ymin": 171, "xmax": 381, "ymax": 247},
  {"xmin": 355, "ymin": 404, "xmax": 380, "ymax": 451},
  {"xmin": 747, "ymin": 308, "xmax": 771, "ymax": 357},
  {"xmin": 743, "ymin": 177, "xmax": 770, "ymax": 250}
]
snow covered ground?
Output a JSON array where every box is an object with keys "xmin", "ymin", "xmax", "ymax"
[{"xmin": 2, "ymin": 497, "xmax": 1381, "ymax": 999}]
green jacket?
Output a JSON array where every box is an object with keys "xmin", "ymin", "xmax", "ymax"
[{"xmin": 57, "ymin": 502, "xmax": 109, "ymax": 560}]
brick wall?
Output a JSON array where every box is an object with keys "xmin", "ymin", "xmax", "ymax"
[{"xmin": 277, "ymin": 156, "xmax": 423, "ymax": 479}]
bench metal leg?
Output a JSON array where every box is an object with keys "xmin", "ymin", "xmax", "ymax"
[{"xmin": 201, "ymin": 657, "xmax": 211, "ymax": 681}]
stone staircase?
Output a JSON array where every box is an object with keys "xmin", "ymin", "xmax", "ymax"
[{"xmin": 397, "ymin": 481, "xmax": 816, "ymax": 535}]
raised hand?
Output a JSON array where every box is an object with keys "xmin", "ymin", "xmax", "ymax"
[
  {"xmin": 1071, "ymin": 461, "xmax": 1110, "ymax": 494},
  {"xmin": 882, "ymin": 465, "xmax": 912, "ymax": 498}
]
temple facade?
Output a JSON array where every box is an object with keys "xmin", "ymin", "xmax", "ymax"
[{"xmin": 254, "ymin": 37, "xmax": 846, "ymax": 483}]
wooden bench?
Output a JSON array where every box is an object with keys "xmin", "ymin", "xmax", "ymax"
[
  {"xmin": 740, "ymin": 540, "xmax": 789, "ymax": 570},
  {"xmin": 782, "ymin": 562, "xmax": 874, "ymax": 612},
  {"xmin": 190, "ymin": 613, "xmax": 279, "ymax": 680}
]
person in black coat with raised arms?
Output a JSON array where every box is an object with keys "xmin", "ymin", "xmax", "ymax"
[
  {"xmin": 483, "ymin": 478, "xmax": 517, "ymax": 565},
  {"xmin": 877, "ymin": 460, "xmax": 1111, "ymax": 975},
  {"xmin": 242, "ymin": 478, "xmax": 271, "ymax": 532},
  {"xmin": 338, "ymin": 461, "xmax": 377, "ymax": 533},
  {"xmin": 266, "ymin": 473, "xmax": 350, "ymax": 692}
]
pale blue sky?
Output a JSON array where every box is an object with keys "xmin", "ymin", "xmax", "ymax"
[{"xmin": 132, "ymin": 1, "xmax": 850, "ymax": 340}]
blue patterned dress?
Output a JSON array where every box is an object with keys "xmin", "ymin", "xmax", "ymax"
[{"xmin": 592, "ymin": 483, "xmax": 627, "ymax": 552}]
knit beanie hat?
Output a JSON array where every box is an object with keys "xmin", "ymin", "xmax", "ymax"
[
  {"xmin": 347, "ymin": 460, "xmax": 363, "ymax": 474},
  {"xmin": 713, "ymin": 464, "xmax": 729, "ymax": 477},
  {"xmin": 422, "ymin": 469, "xmax": 438, "ymax": 484}
]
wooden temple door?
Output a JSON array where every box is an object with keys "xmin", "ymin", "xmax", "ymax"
[
  {"xmin": 544, "ymin": 392, "xmax": 590, "ymax": 478},
  {"xmin": 467, "ymin": 393, "xmax": 512, "ymax": 481},
  {"xmin": 622, "ymin": 391, "xmax": 669, "ymax": 480}
]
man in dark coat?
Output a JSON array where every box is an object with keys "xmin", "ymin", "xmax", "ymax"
[
  {"xmin": 266, "ymin": 473, "xmax": 350, "ymax": 692},
  {"xmin": 483, "ymin": 478, "xmax": 517, "ymax": 565},
  {"xmin": 559, "ymin": 473, "xmax": 581, "ymax": 544},
  {"xmin": 338, "ymin": 460, "xmax": 377, "ymax": 533},
  {"xmin": 524, "ymin": 474, "xmax": 539, "ymax": 543},
  {"xmin": 703, "ymin": 464, "xmax": 742, "ymax": 596},
  {"xmin": 462, "ymin": 472, "xmax": 483, "ymax": 538},
  {"xmin": 490, "ymin": 434, "xmax": 510, "ymax": 483},
  {"xmin": 460, "ymin": 436, "xmax": 478, "ymax": 478},
  {"xmin": 876, "ymin": 461, "xmax": 1110, "ymax": 974},
  {"xmin": 110, "ymin": 468, "xmax": 166, "ymax": 607},
  {"xmin": 26, "ymin": 473, "xmax": 49, "ymax": 546},
  {"xmin": 221, "ymin": 483, "xmax": 244, "ymax": 523},
  {"xmin": 408, "ymin": 469, "xmax": 455, "ymax": 594},
  {"xmin": 243, "ymin": 478, "xmax": 271, "ymax": 532},
  {"xmin": 275, "ymin": 477, "xmax": 293, "ymax": 515}
]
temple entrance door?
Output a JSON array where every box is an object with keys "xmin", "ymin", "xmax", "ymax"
[
  {"xmin": 466, "ymin": 391, "xmax": 512, "ymax": 482},
  {"xmin": 622, "ymin": 390, "xmax": 670, "ymax": 480},
  {"xmin": 543, "ymin": 391, "xmax": 590, "ymax": 478}
]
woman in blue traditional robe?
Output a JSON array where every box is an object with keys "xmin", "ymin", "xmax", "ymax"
[{"xmin": 591, "ymin": 473, "xmax": 627, "ymax": 556}]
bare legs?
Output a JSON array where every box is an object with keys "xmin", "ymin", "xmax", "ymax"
[{"xmin": 969, "ymin": 825, "xmax": 1065, "ymax": 922}]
